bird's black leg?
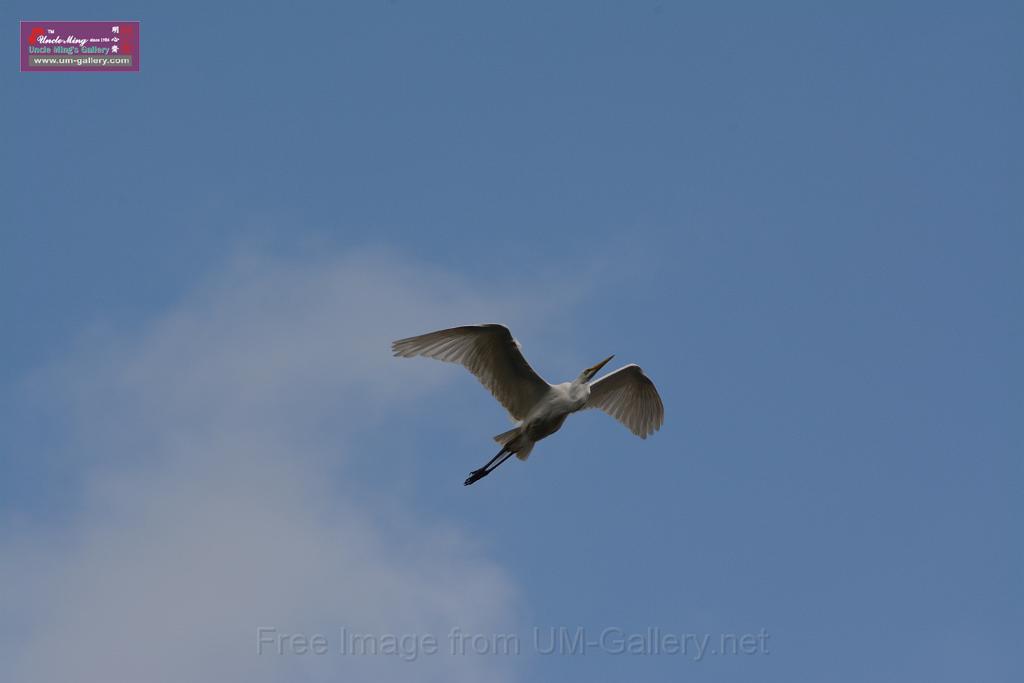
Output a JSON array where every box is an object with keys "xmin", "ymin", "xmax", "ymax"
[
  {"xmin": 465, "ymin": 448, "xmax": 514, "ymax": 486},
  {"xmin": 464, "ymin": 467, "xmax": 490, "ymax": 486}
]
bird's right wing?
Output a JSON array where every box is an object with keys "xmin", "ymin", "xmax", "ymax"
[
  {"xmin": 586, "ymin": 364, "xmax": 664, "ymax": 438},
  {"xmin": 391, "ymin": 324, "xmax": 551, "ymax": 420}
]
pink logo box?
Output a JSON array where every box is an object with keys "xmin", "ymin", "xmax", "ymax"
[{"xmin": 21, "ymin": 21, "xmax": 140, "ymax": 72}]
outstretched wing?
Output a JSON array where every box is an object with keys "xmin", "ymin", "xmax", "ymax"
[
  {"xmin": 586, "ymin": 364, "xmax": 664, "ymax": 438},
  {"xmin": 391, "ymin": 324, "xmax": 551, "ymax": 420}
]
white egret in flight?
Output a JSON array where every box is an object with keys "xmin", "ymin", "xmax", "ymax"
[{"xmin": 392, "ymin": 324, "xmax": 664, "ymax": 486}]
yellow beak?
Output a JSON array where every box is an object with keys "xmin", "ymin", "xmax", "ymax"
[{"xmin": 587, "ymin": 355, "xmax": 614, "ymax": 376}]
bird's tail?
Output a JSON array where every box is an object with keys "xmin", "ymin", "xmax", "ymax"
[
  {"xmin": 493, "ymin": 427, "xmax": 533, "ymax": 460},
  {"xmin": 492, "ymin": 427, "xmax": 520, "ymax": 447},
  {"xmin": 514, "ymin": 444, "xmax": 534, "ymax": 461}
]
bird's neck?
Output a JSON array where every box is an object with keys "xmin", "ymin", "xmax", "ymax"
[{"xmin": 568, "ymin": 378, "xmax": 591, "ymax": 401}]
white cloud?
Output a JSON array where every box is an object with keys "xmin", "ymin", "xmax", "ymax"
[{"xmin": 1, "ymin": 247, "xmax": 577, "ymax": 682}]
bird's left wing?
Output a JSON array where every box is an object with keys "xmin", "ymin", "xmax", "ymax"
[
  {"xmin": 585, "ymin": 364, "xmax": 664, "ymax": 438},
  {"xmin": 391, "ymin": 324, "xmax": 551, "ymax": 420}
]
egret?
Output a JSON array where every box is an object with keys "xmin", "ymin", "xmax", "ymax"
[{"xmin": 392, "ymin": 324, "xmax": 664, "ymax": 486}]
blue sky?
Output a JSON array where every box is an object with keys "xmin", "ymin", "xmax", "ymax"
[{"xmin": 2, "ymin": 2, "xmax": 1021, "ymax": 681}]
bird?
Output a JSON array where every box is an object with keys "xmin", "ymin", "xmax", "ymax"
[{"xmin": 391, "ymin": 324, "xmax": 664, "ymax": 485}]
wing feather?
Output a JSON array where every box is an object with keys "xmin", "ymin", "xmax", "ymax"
[
  {"xmin": 586, "ymin": 364, "xmax": 664, "ymax": 438},
  {"xmin": 392, "ymin": 324, "xmax": 550, "ymax": 420}
]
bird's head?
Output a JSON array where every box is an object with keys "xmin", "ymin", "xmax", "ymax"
[{"xmin": 579, "ymin": 355, "xmax": 614, "ymax": 382}]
